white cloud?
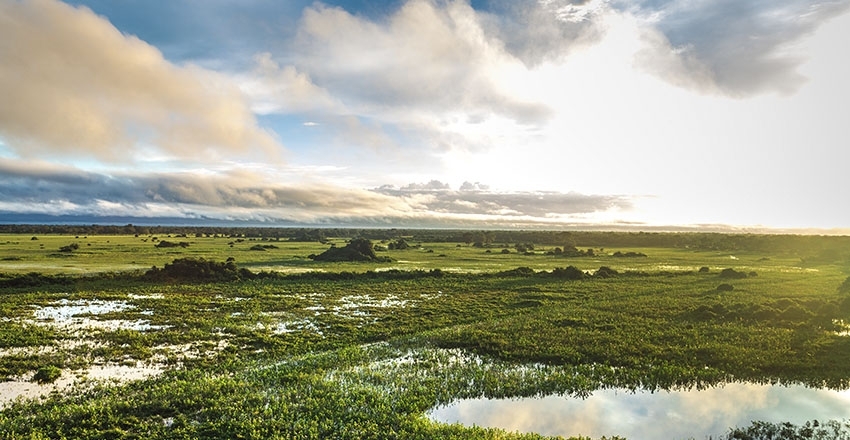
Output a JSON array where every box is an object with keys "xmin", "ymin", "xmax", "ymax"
[
  {"xmin": 0, "ymin": 0, "xmax": 282, "ymax": 163},
  {"xmin": 285, "ymin": 0, "xmax": 552, "ymax": 150}
]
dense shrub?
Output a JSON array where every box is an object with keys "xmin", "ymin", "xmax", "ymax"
[
  {"xmin": 155, "ymin": 240, "xmax": 189, "ymax": 248},
  {"xmin": 0, "ymin": 272, "xmax": 72, "ymax": 288},
  {"xmin": 32, "ymin": 365, "xmax": 62, "ymax": 384},
  {"xmin": 58, "ymin": 243, "xmax": 79, "ymax": 253},
  {"xmin": 387, "ymin": 239, "xmax": 410, "ymax": 250},
  {"xmin": 499, "ymin": 267, "xmax": 536, "ymax": 277},
  {"xmin": 612, "ymin": 251, "xmax": 647, "ymax": 258},
  {"xmin": 551, "ymin": 266, "xmax": 585, "ymax": 280},
  {"xmin": 249, "ymin": 244, "xmax": 278, "ymax": 251},
  {"xmin": 144, "ymin": 257, "xmax": 253, "ymax": 282},
  {"xmin": 310, "ymin": 238, "xmax": 392, "ymax": 262},
  {"xmin": 719, "ymin": 268, "xmax": 748, "ymax": 279},
  {"xmin": 594, "ymin": 266, "xmax": 619, "ymax": 278}
]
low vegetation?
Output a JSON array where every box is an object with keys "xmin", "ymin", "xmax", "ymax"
[{"xmin": 1, "ymin": 228, "xmax": 849, "ymax": 439}]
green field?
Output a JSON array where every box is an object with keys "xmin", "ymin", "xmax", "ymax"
[{"xmin": 1, "ymin": 229, "xmax": 850, "ymax": 439}]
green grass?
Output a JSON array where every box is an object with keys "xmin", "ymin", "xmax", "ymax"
[{"xmin": 1, "ymin": 232, "xmax": 849, "ymax": 439}]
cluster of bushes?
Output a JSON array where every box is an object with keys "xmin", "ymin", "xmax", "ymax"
[
  {"xmin": 387, "ymin": 238, "xmax": 410, "ymax": 250},
  {"xmin": 249, "ymin": 244, "xmax": 278, "ymax": 251},
  {"xmin": 0, "ymin": 272, "xmax": 72, "ymax": 288},
  {"xmin": 719, "ymin": 268, "xmax": 755, "ymax": 279},
  {"xmin": 58, "ymin": 243, "xmax": 79, "ymax": 253},
  {"xmin": 309, "ymin": 238, "xmax": 392, "ymax": 263},
  {"xmin": 155, "ymin": 240, "xmax": 189, "ymax": 248},
  {"xmin": 612, "ymin": 251, "xmax": 647, "ymax": 258},
  {"xmin": 688, "ymin": 298, "xmax": 829, "ymax": 326},
  {"xmin": 497, "ymin": 266, "xmax": 620, "ymax": 280},
  {"xmin": 144, "ymin": 257, "xmax": 253, "ymax": 282}
]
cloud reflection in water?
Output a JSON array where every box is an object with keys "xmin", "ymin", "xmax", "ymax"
[{"xmin": 428, "ymin": 383, "xmax": 850, "ymax": 440}]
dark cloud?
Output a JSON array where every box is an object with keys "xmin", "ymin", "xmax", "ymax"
[
  {"xmin": 0, "ymin": 162, "xmax": 632, "ymax": 225},
  {"xmin": 620, "ymin": 0, "xmax": 850, "ymax": 95},
  {"xmin": 475, "ymin": 0, "xmax": 605, "ymax": 66},
  {"xmin": 0, "ymin": 160, "xmax": 403, "ymax": 219}
]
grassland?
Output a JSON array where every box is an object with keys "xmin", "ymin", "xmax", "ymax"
[{"xmin": 1, "ymin": 229, "xmax": 849, "ymax": 439}]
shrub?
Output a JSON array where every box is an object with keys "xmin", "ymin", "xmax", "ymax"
[
  {"xmin": 500, "ymin": 267, "xmax": 536, "ymax": 277},
  {"xmin": 32, "ymin": 365, "xmax": 62, "ymax": 384},
  {"xmin": 155, "ymin": 240, "xmax": 189, "ymax": 248},
  {"xmin": 250, "ymin": 244, "xmax": 278, "ymax": 251},
  {"xmin": 551, "ymin": 266, "xmax": 585, "ymax": 280},
  {"xmin": 58, "ymin": 243, "xmax": 79, "ymax": 253},
  {"xmin": 717, "ymin": 283, "xmax": 735, "ymax": 292},
  {"xmin": 719, "ymin": 268, "xmax": 748, "ymax": 279},
  {"xmin": 612, "ymin": 251, "xmax": 647, "ymax": 258},
  {"xmin": 310, "ymin": 238, "xmax": 391, "ymax": 262},
  {"xmin": 594, "ymin": 266, "xmax": 618, "ymax": 278},
  {"xmin": 699, "ymin": 266, "xmax": 710, "ymax": 273},
  {"xmin": 145, "ymin": 257, "xmax": 252, "ymax": 282}
]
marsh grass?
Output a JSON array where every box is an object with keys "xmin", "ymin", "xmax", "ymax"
[{"xmin": 1, "ymin": 232, "xmax": 849, "ymax": 438}]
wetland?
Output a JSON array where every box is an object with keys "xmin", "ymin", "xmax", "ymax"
[{"xmin": 1, "ymin": 227, "xmax": 850, "ymax": 439}]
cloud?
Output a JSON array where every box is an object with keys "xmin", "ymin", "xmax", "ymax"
[
  {"xmin": 475, "ymin": 0, "xmax": 606, "ymax": 66},
  {"xmin": 291, "ymin": 0, "xmax": 552, "ymax": 125},
  {"xmin": 373, "ymin": 180, "xmax": 631, "ymax": 217},
  {"xmin": 460, "ymin": 181, "xmax": 490, "ymax": 191},
  {"xmin": 239, "ymin": 52, "xmax": 342, "ymax": 115},
  {"xmin": 0, "ymin": 0, "xmax": 282, "ymax": 162},
  {"xmin": 621, "ymin": 0, "xmax": 850, "ymax": 95},
  {"xmin": 0, "ymin": 160, "xmax": 632, "ymax": 225}
]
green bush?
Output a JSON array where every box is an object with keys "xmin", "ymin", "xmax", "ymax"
[{"xmin": 32, "ymin": 365, "xmax": 62, "ymax": 384}]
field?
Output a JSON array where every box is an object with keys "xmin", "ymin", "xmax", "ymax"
[{"xmin": 1, "ymin": 229, "xmax": 850, "ymax": 439}]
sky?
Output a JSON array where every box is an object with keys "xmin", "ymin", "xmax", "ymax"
[{"xmin": 0, "ymin": 0, "xmax": 848, "ymax": 231}]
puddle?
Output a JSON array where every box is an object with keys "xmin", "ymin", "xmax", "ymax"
[
  {"xmin": 834, "ymin": 319, "xmax": 850, "ymax": 336},
  {"xmin": 335, "ymin": 294, "xmax": 409, "ymax": 311},
  {"xmin": 128, "ymin": 293, "xmax": 164, "ymax": 300},
  {"xmin": 271, "ymin": 319, "xmax": 323, "ymax": 335},
  {"xmin": 31, "ymin": 299, "xmax": 168, "ymax": 332},
  {"xmin": 428, "ymin": 383, "xmax": 850, "ymax": 440},
  {"xmin": 0, "ymin": 363, "xmax": 164, "ymax": 409},
  {"xmin": 34, "ymin": 299, "xmax": 134, "ymax": 320}
]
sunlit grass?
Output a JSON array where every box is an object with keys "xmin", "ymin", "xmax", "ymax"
[{"xmin": 1, "ymin": 231, "xmax": 849, "ymax": 438}]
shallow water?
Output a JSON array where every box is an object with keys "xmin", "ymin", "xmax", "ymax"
[
  {"xmin": 32, "ymin": 299, "xmax": 167, "ymax": 332},
  {"xmin": 428, "ymin": 383, "xmax": 850, "ymax": 440}
]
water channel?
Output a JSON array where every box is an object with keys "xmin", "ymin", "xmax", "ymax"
[{"xmin": 428, "ymin": 383, "xmax": 850, "ymax": 439}]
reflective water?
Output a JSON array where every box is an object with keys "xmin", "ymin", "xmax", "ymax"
[{"xmin": 428, "ymin": 383, "xmax": 850, "ymax": 440}]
